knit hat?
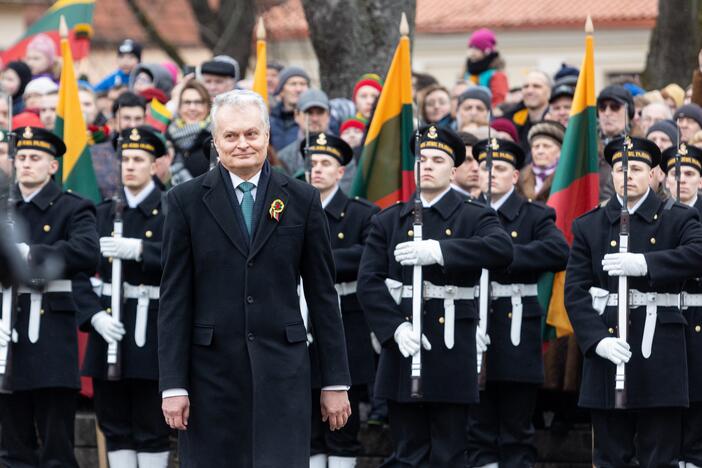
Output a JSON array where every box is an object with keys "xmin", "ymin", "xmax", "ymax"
[
  {"xmin": 468, "ymin": 28, "xmax": 496, "ymax": 52},
  {"xmin": 352, "ymin": 73, "xmax": 383, "ymax": 101},
  {"xmin": 118, "ymin": 39, "xmax": 142, "ymax": 61},
  {"xmin": 273, "ymin": 66, "xmax": 310, "ymax": 95},
  {"xmin": 490, "ymin": 118, "xmax": 519, "ymax": 143},
  {"xmin": 23, "ymin": 77, "xmax": 58, "ymax": 96},
  {"xmin": 661, "ymin": 83, "xmax": 685, "ymax": 109},
  {"xmin": 553, "ymin": 63, "xmax": 579, "ymax": 82},
  {"xmin": 646, "ymin": 119, "xmax": 678, "ymax": 144},
  {"xmin": 340, "ymin": 116, "xmax": 367, "ymax": 134},
  {"xmin": 5, "ymin": 61, "xmax": 32, "ymax": 98},
  {"xmin": 528, "ymin": 120, "xmax": 566, "ymax": 146},
  {"xmin": 26, "ymin": 33, "xmax": 56, "ymax": 66},
  {"xmin": 457, "ymin": 86, "xmax": 492, "ymax": 110},
  {"xmin": 674, "ymin": 104, "xmax": 702, "ymax": 128}
]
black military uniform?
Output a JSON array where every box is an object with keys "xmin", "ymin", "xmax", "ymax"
[
  {"xmin": 0, "ymin": 127, "xmax": 100, "ymax": 467},
  {"xmin": 302, "ymin": 133, "xmax": 380, "ymax": 467},
  {"xmin": 466, "ymin": 139, "xmax": 570, "ymax": 467},
  {"xmin": 81, "ymin": 127, "xmax": 171, "ymax": 467},
  {"xmin": 565, "ymin": 137, "xmax": 702, "ymax": 467},
  {"xmin": 357, "ymin": 126, "xmax": 514, "ymax": 467},
  {"xmin": 660, "ymin": 143, "xmax": 702, "ymax": 467}
]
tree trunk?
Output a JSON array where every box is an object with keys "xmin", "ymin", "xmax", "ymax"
[
  {"xmin": 301, "ymin": 0, "xmax": 416, "ymax": 98},
  {"xmin": 642, "ymin": 0, "xmax": 701, "ymax": 89}
]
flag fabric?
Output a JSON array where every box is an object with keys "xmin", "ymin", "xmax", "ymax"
[
  {"xmin": 146, "ymin": 99, "xmax": 172, "ymax": 134},
  {"xmin": 56, "ymin": 23, "xmax": 100, "ymax": 204},
  {"xmin": 540, "ymin": 23, "xmax": 599, "ymax": 338},
  {"xmin": 1, "ymin": 0, "xmax": 95, "ymax": 64},
  {"xmin": 350, "ymin": 32, "xmax": 414, "ymax": 207},
  {"xmin": 253, "ymin": 37, "xmax": 268, "ymax": 105}
]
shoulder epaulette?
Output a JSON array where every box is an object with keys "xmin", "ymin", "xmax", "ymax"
[{"xmin": 349, "ymin": 196, "xmax": 375, "ymax": 208}]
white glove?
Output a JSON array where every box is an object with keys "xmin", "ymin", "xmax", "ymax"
[
  {"xmin": 476, "ymin": 327, "xmax": 491, "ymax": 353},
  {"xmin": 602, "ymin": 253, "xmax": 647, "ymax": 277},
  {"xmin": 393, "ymin": 322, "xmax": 431, "ymax": 358},
  {"xmin": 91, "ymin": 311, "xmax": 126, "ymax": 344},
  {"xmin": 100, "ymin": 237, "xmax": 143, "ymax": 261},
  {"xmin": 16, "ymin": 243, "xmax": 29, "ymax": 261},
  {"xmin": 0, "ymin": 328, "xmax": 17, "ymax": 347},
  {"xmin": 394, "ymin": 240, "xmax": 444, "ymax": 266},
  {"xmin": 595, "ymin": 337, "xmax": 632, "ymax": 365}
]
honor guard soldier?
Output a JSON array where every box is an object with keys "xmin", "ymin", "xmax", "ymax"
[
  {"xmin": 0, "ymin": 127, "xmax": 100, "ymax": 467},
  {"xmin": 565, "ymin": 136, "xmax": 702, "ymax": 467},
  {"xmin": 466, "ymin": 138, "xmax": 569, "ymax": 468},
  {"xmin": 357, "ymin": 125, "xmax": 513, "ymax": 467},
  {"xmin": 301, "ymin": 133, "xmax": 380, "ymax": 468},
  {"xmin": 82, "ymin": 127, "xmax": 171, "ymax": 468},
  {"xmin": 661, "ymin": 143, "xmax": 702, "ymax": 467}
]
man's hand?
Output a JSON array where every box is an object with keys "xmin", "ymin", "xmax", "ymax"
[
  {"xmin": 162, "ymin": 395, "xmax": 190, "ymax": 430},
  {"xmin": 602, "ymin": 253, "xmax": 647, "ymax": 277},
  {"xmin": 320, "ymin": 390, "xmax": 351, "ymax": 431},
  {"xmin": 100, "ymin": 237, "xmax": 143, "ymax": 261},
  {"xmin": 394, "ymin": 240, "xmax": 443, "ymax": 266}
]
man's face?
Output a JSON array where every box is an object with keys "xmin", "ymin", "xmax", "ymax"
[
  {"xmin": 650, "ymin": 166, "xmax": 665, "ymax": 192},
  {"xmin": 354, "ymin": 85, "xmax": 380, "ymax": 120},
  {"xmin": 266, "ymin": 68, "xmax": 280, "ymax": 95},
  {"xmin": 678, "ymin": 117, "xmax": 702, "ymax": 143},
  {"xmin": 648, "ymin": 131, "xmax": 673, "ymax": 152},
  {"xmin": 39, "ymin": 94, "xmax": 58, "ymax": 131},
  {"xmin": 598, "ymin": 99, "xmax": 627, "ymax": 138},
  {"xmin": 23, "ymin": 93, "xmax": 42, "ymax": 110},
  {"xmin": 202, "ymin": 74, "xmax": 236, "ymax": 99},
  {"xmin": 341, "ymin": 127, "xmax": 364, "ymax": 148},
  {"xmin": 79, "ymin": 90, "xmax": 98, "ymax": 125},
  {"xmin": 280, "ymin": 77, "xmax": 309, "ymax": 108},
  {"xmin": 15, "ymin": 150, "xmax": 58, "ymax": 190},
  {"xmin": 309, "ymin": 154, "xmax": 344, "ymax": 193},
  {"xmin": 417, "ymin": 149, "xmax": 455, "ymax": 193},
  {"xmin": 521, "ymin": 72, "xmax": 551, "ymax": 110},
  {"xmin": 294, "ymin": 107, "xmax": 329, "ymax": 134},
  {"xmin": 213, "ymin": 104, "xmax": 268, "ymax": 176},
  {"xmin": 423, "ymin": 89, "xmax": 451, "ymax": 123},
  {"xmin": 0, "ymin": 142, "xmax": 9, "ymax": 177},
  {"xmin": 611, "ymin": 160, "xmax": 652, "ymax": 202},
  {"xmin": 133, "ymin": 71, "xmax": 153, "ymax": 94},
  {"xmin": 549, "ymin": 96, "xmax": 572, "ymax": 128},
  {"xmin": 452, "ymin": 146, "xmax": 479, "ymax": 193},
  {"xmin": 530, "ymin": 136, "xmax": 560, "ymax": 169},
  {"xmin": 666, "ymin": 166, "xmax": 702, "ymax": 204},
  {"xmin": 640, "ymin": 104, "xmax": 671, "ymax": 135},
  {"xmin": 450, "ymin": 82, "xmax": 469, "ymax": 118},
  {"xmin": 122, "ymin": 149, "xmax": 155, "ymax": 192},
  {"xmin": 116, "ymin": 106, "xmax": 145, "ymax": 132},
  {"xmin": 479, "ymin": 159, "xmax": 518, "ymax": 199},
  {"xmin": 457, "ymin": 98, "xmax": 488, "ymax": 129},
  {"xmin": 117, "ymin": 53, "xmax": 139, "ymax": 74}
]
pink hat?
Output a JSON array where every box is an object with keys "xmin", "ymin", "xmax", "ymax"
[
  {"xmin": 26, "ymin": 33, "xmax": 57, "ymax": 65},
  {"xmin": 468, "ymin": 28, "xmax": 497, "ymax": 52},
  {"xmin": 162, "ymin": 62, "xmax": 180, "ymax": 84}
]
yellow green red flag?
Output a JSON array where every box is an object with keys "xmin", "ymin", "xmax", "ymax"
[{"xmin": 253, "ymin": 18, "xmax": 268, "ymax": 104}]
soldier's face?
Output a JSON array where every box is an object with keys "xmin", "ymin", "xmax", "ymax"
[
  {"xmin": 612, "ymin": 160, "xmax": 652, "ymax": 202},
  {"xmin": 417, "ymin": 149, "xmax": 455, "ymax": 193},
  {"xmin": 309, "ymin": 154, "xmax": 344, "ymax": 193},
  {"xmin": 213, "ymin": 104, "xmax": 268, "ymax": 178},
  {"xmin": 479, "ymin": 159, "xmax": 519, "ymax": 199},
  {"xmin": 452, "ymin": 147, "xmax": 479, "ymax": 193},
  {"xmin": 122, "ymin": 150, "xmax": 156, "ymax": 192},
  {"xmin": 666, "ymin": 166, "xmax": 702, "ymax": 204},
  {"xmin": 15, "ymin": 150, "xmax": 58, "ymax": 189}
]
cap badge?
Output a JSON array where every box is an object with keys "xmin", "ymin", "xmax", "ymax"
[
  {"xmin": 23, "ymin": 127, "xmax": 33, "ymax": 139},
  {"xmin": 490, "ymin": 138, "xmax": 500, "ymax": 151},
  {"xmin": 316, "ymin": 133, "xmax": 327, "ymax": 145},
  {"xmin": 427, "ymin": 126, "xmax": 438, "ymax": 139},
  {"xmin": 129, "ymin": 128, "xmax": 140, "ymax": 141},
  {"xmin": 624, "ymin": 136, "xmax": 633, "ymax": 150},
  {"xmin": 680, "ymin": 143, "xmax": 688, "ymax": 156}
]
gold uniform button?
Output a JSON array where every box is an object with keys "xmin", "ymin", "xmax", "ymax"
[
  {"xmin": 696, "ymin": 325, "xmax": 701, "ymax": 333},
  {"xmin": 445, "ymin": 229, "xmax": 452, "ymax": 236},
  {"xmin": 106, "ymin": 308, "xmax": 112, "ymax": 314},
  {"xmin": 340, "ymin": 212, "xmax": 345, "ymax": 218},
  {"xmin": 408, "ymin": 230, "xmax": 414, "ymax": 237},
  {"xmin": 108, "ymin": 257, "xmax": 112, "ymax": 263},
  {"xmin": 608, "ymin": 327, "xmax": 615, "ymax": 334},
  {"xmin": 511, "ymin": 231, "xmax": 518, "ymax": 238},
  {"xmin": 337, "ymin": 232, "xmax": 345, "ymax": 240},
  {"xmin": 610, "ymin": 240, "xmax": 617, "ymax": 247},
  {"xmin": 507, "ymin": 312, "xmax": 512, "ymax": 318},
  {"xmin": 43, "ymin": 224, "xmax": 51, "ymax": 232},
  {"xmin": 650, "ymin": 237, "xmax": 656, "ymax": 245},
  {"xmin": 152, "ymin": 209, "xmax": 159, "ymax": 216},
  {"xmin": 40, "ymin": 308, "xmax": 45, "ymax": 315},
  {"xmin": 145, "ymin": 230, "xmax": 153, "ymax": 238},
  {"xmin": 654, "ymin": 214, "xmax": 658, "ymax": 220},
  {"xmin": 438, "ymin": 317, "xmax": 445, "ymax": 324}
]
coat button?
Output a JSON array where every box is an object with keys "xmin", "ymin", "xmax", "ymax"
[
  {"xmin": 696, "ymin": 325, "xmax": 701, "ymax": 333},
  {"xmin": 106, "ymin": 308, "xmax": 112, "ymax": 314},
  {"xmin": 247, "ymin": 296, "xmax": 254, "ymax": 304},
  {"xmin": 511, "ymin": 231, "xmax": 518, "ymax": 238},
  {"xmin": 507, "ymin": 312, "xmax": 512, "ymax": 318},
  {"xmin": 650, "ymin": 237, "xmax": 656, "ymax": 245},
  {"xmin": 608, "ymin": 327, "xmax": 615, "ymax": 334},
  {"xmin": 145, "ymin": 230, "xmax": 153, "ymax": 238},
  {"xmin": 43, "ymin": 224, "xmax": 51, "ymax": 232},
  {"xmin": 152, "ymin": 209, "xmax": 159, "ymax": 216},
  {"xmin": 40, "ymin": 308, "xmax": 44, "ymax": 315},
  {"xmin": 445, "ymin": 229, "xmax": 452, "ymax": 236},
  {"xmin": 338, "ymin": 232, "xmax": 345, "ymax": 239},
  {"xmin": 248, "ymin": 332, "xmax": 255, "ymax": 341},
  {"xmin": 408, "ymin": 230, "xmax": 414, "ymax": 237},
  {"xmin": 610, "ymin": 240, "xmax": 617, "ymax": 247},
  {"xmin": 438, "ymin": 317, "xmax": 445, "ymax": 324},
  {"xmin": 340, "ymin": 212, "xmax": 345, "ymax": 218},
  {"xmin": 654, "ymin": 214, "xmax": 658, "ymax": 220}
]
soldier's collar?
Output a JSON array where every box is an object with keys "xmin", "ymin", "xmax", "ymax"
[
  {"xmin": 497, "ymin": 190, "xmax": 523, "ymax": 221},
  {"xmin": 605, "ymin": 188, "xmax": 658, "ymax": 224},
  {"xmin": 400, "ymin": 188, "xmax": 462, "ymax": 220},
  {"xmin": 323, "ymin": 188, "xmax": 347, "ymax": 220},
  {"xmin": 134, "ymin": 182, "xmax": 162, "ymax": 217},
  {"xmin": 22, "ymin": 179, "xmax": 61, "ymax": 211}
]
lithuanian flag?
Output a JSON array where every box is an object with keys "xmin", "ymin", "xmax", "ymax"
[
  {"xmin": 146, "ymin": 99, "xmax": 172, "ymax": 134},
  {"xmin": 253, "ymin": 18, "xmax": 268, "ymax": 105},
  {"xmin": 1, "ymin": 0, "xmax": 94, "ymax": 63},
  {"xmin": 541, "ymin": 16, "xmax": 600, "ymax": 337},
  {"xmin": 350, "ymin": 14, "xmax": 414, "ymax": 207},
  {"xmin": 56, "ymin": 16, "xmax": 100, "ymax": 203}
]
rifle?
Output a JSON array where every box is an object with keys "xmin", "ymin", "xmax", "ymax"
[
  {"xmin": 477, "ymin": 116, "xmax": 494, "ymax": 388},
  {"xmin": 410, "ymin": 116, "xmax": 423, "ymax": 399},
  {"xmin": 675, "ymin": 127, "xmax": 682, "ymax": 201},
  {"xmin": 0, "ymin": 95, "xmax": 17, "ymax": 391},
  {"xmin": 106, "ymin": 132, "xmax": 125, "ymax": 381},
  {"xmin": 303, "ymin": 113, "xmax": 311, "ymax": 182},
  {"xmin": 615, "ymin": 108, "xmax": 631, "ymax": 409}
]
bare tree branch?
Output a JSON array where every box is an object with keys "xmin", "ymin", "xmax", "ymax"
[{"xmin": 124, "ymin": 0, "xmax": 186, "ymax": 67}]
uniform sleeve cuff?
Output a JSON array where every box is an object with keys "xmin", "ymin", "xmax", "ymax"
[
  {"xmin": 162, "ymin": 388, "xmax": 189, "ymax": 398},
  {"xmin": 321, "ymin": 385, "xmax": 350, "ymax": 391}
]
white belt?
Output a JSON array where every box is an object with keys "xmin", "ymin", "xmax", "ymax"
[
  {"xmin": 489, "ymin": 282, "xmax": 538, "ymax": 347},
  {"xmin": 13, "ymin": 280, "xmax": 73, "ymax": 344},
  {"xmin": 680, "ymin": 292, "xmax": 702, "ymax": 309},
  {"xmin": 385, "ymin": 278, "xmax": 475, "ymax": 350},
  {"xmin": 589, "ymin": 287, "xmax": 680, "ymax": 359},
  {"xmin": 102, "ymin": 283, "xmax": 159, "ymax": 348},
  {"xmin": 335, "ymin": 281, "xmax": 357, "ymax": 297}
]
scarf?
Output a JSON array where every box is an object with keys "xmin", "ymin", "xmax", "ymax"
[
  {"xmin": 532, "ymin": 161, "xmax": 558, "ymax": 193},
  {"xmin": 168, "ymin": 117, "xmax": 211, "ymax": 152},
  {"xmin": 467, "ymin": 51, "xmax": 499, "ymax": 76}
]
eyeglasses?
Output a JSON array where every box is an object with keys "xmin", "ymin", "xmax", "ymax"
[
  {"xmin": 181, "ymin": 99, "xmax": 206, "ymax": 107},
  {"xmin": 597, "ymin": 101, "xmax": 622, "ymax": 113}
]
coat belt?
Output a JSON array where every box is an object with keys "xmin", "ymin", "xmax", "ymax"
[
  {"xmin": 12, "ymin": 280, "xmax": 73, "ymax": 344},
  {"xmin": 489, "ymin": 282, "xmax": 538, "ymax": 347},
  {"xmin": 680, "ymin": 292, "xmax": 702, "ymax": 309},
  {"xmin": 589, "ymin": 287, "xmax": 680, "ymax": 359},
  {"xmin": 102, "ymin": 283, "xmax": 159, "ymax": 348}
]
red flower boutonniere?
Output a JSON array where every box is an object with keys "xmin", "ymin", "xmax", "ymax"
[{"xmin": 269, "ymin": 199, "xmax": 285, "ymax": 222}]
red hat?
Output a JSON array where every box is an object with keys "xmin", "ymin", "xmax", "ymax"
[
  {"xmin": 139, "ymin": 87, "xmax": 169, "ymax": 105},
  {"xmin": 340, "ymin": 116, "xmax": 367, "ymax": 134},
  {"xmin": 12, "ymin": 111, "xmax": 43, "ymax": 130},
  {"xmin": 352, "ymin": 73, "xmax": 383, "ymax": 101},
  {"xmin": 490, "ymin": 118, "xmax": 519, "ymax": 143}
]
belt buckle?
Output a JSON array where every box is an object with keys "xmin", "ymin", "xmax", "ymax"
[
  {"xmin": 445, "ymin": 285, "xmax": 457, "ymax": 298},
  {"xmin": 511, "ymin": 284, "xmax": 522, "ymax": 296},
  {"xmin": 139, "ymin": 285, "xmax": 150, "ymax": 298},
  {"xmin": 646, "ymin": 292, "xmax": 657, "ymax": 304}
]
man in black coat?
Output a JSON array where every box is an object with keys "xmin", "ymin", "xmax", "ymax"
[
  {"xmin": 565, "ymin": 136, "xmax": 702, "ymax": 467},
  {"xmin": 301, "ymin": 132, "xmax": 379, "ymax": 468},
  {"xmin": 0, "ymin": 127, "xmax": 100, "ymax": 467},
  {"xmin": 357, "ymin": 125, "xmax": 514, "ymax": 467},
  {"xmin": 661, "ymin": 143, "xmax": 702, "ymax": 467},
  {"xmin": 82, "ymin": 127, "xmax": 171, "ymax": 468},
  {"xmin": 158, "ymin": 90, "xmax": 352, "ymax": 468},
  {"xmin": 466, "ymin": 139, "xmax": 569, "ymax": 467}
]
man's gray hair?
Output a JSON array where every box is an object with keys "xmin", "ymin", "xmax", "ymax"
[{"xmin": 211, "ymin": 90, "xmax": 269, "ymax": 134}]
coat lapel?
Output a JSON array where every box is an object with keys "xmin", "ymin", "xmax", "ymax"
[
  {"xmin": 249, "ymin": 171, "xmax": 289, "ymax": 259},
  {"xmin": 201, "ymin": 167, "xmax": 249, "ymax": 257}
]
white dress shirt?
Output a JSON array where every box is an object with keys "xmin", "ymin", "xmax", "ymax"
[{"xmin": 125, "ymin": 180, "xmax": 156, "ymax": 209}]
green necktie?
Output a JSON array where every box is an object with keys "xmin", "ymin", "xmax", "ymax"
[{"xmin": 238, "ymin": 181, "xmax": 255, "ymax": 236}]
